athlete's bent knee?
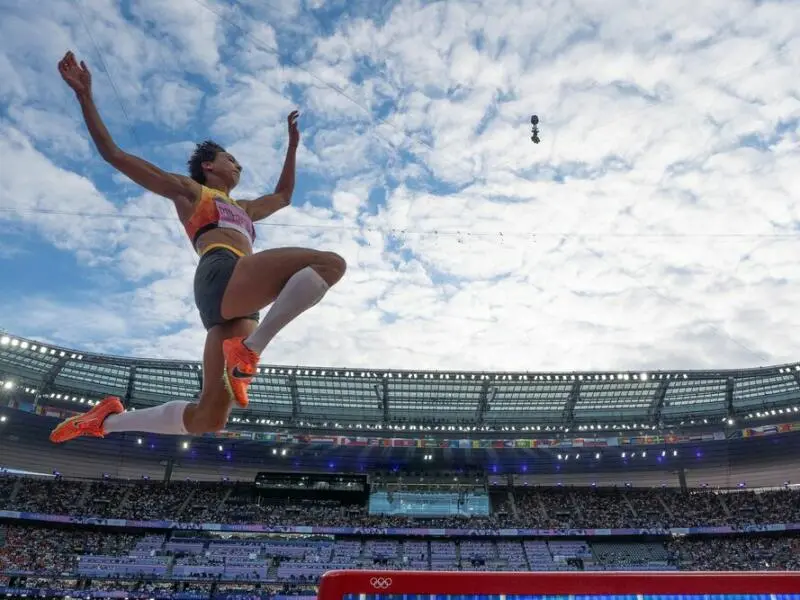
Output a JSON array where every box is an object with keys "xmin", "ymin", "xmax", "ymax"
[
  {"xmin": 321, "ymin": 251, "xmax": 347, "ymax": 282},
  {"xmin": 185, "ymin": 401, "xmax": 230, "ymax": 434},
  {"xmin": 204, "ymin": 411, "xmax": 229, "ymax": 433}
]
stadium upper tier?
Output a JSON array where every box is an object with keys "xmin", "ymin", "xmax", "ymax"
[{"xmin": 2, "ymin": 332, "xmax": 800, "ymax": 431}]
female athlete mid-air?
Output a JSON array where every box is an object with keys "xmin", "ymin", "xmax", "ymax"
[{"xmin": 50, "ymin": 51, "xmax": 347, "ymax": 442}]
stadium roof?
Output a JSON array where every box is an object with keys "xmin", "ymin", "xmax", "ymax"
[{"xmin": 2, "ymin": 332, "xmax": 800, "ymax": 434}]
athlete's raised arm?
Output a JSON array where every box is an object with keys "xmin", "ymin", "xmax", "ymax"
[
  {"xmin": 58, "ymin": 51, "xmax": 198, "ymax": 206},
  {"xmin": 239, "ymin": 111, "xmax": 299, "ymax": 221}
]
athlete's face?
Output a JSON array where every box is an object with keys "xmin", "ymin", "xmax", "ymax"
[{"xmin": 206, "ymin": 151, "xmax": 242, "ymax": 188}]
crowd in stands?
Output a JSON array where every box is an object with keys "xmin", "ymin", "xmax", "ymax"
[
  {"xmin": 0, "ymin": 571, "xmax": 309, "ymax": 600},
  {"xmin": 669, "ymin": 536, "xmax": 800, "ymax": 570},
  {"xmin": 1, "ymin": 524, "xmax": 799, "ymax": 578},
  {"xmin": 2, "ymin": 475, "xmax": 799, "ymax": 531},
  {"xmin": 0, "ymin": 525, "xmax": 138, "ymax": 575}
]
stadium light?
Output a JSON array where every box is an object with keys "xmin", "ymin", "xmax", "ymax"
[
  {"xmin": 218, "ymin": 445, "xmax": 223, "ymax": 452},
  {"xmin": 137, "ymin": 438, "xmax": 142, "ymax": 445},
  {"xmin": 181, "ymin": 441, "xmax": 189, "ymax": 450},
  {"xmin": 2, "ymin": 381, "xmax": 14, "ymax": 390},
  {"xmin": 0, "ymin": 416, "xmax": 6, "ymax": 423},
  {"xmin": 0, "ymin": 336, "xmax": 9, "ymax": 345}
]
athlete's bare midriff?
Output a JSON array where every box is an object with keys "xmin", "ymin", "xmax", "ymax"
[{"xmin": 194, "ymin": 228, "xmax": 253, "ymax": 257}]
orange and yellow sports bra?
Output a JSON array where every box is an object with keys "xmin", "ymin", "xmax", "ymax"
[{"xmin": 184, "ymin": 186, "xmax": 256, "ymax": 256}]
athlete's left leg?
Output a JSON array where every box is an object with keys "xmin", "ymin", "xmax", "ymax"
[
  {"xmin": 103, "ymin": 318, "xmax": 256, "ymax": 435},
  {"xmin": 49, "ymin": 319, "xmax": 255, "ymax": 443}
]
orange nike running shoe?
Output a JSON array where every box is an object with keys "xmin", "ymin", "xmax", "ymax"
[
  {"xmin": 222, "ymin": 336, "xmax": 259, "ymax": 408},
  {"xmin": 49, "ymin": 395, "xmax": 124, "ymax": 444}
]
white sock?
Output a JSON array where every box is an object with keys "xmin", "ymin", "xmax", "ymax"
[
  {"xmin": 103, "ymin": 400, "xmax": 190, "ymax": 435},
  {"xmin": 244, "ymin": 266, "xmax": 329, "ymax": 354}
]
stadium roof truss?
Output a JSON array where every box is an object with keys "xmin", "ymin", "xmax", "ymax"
[{"xmin": 2, "ymin": 332, "xmax": 800, "ymax": 432}]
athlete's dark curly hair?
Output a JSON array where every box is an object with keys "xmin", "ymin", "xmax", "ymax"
[{"xmin": 187, "ymin": 140, "xmax": 226, "ymax": 184}]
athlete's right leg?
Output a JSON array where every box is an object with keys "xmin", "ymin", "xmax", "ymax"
[
  {"xmin": 220, "ymin": 247, "xmax": 346, "ymax": 321},
  {"xmin": 219, "ymin": 247, "xmax": 346, "ymax": 407}
]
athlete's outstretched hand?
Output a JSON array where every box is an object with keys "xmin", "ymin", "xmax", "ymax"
[
  {"xmin": 288, "ymin": 110, "xmax": 300, "ymax": 147},
  {"xmin": 58, "ymin": 51, "xmax": 92, "ymax": 97}
]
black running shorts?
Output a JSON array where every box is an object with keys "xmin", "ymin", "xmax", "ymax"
[{"xmin": 193, "ymin": 247, "xmax": 260, "ymax": 330}]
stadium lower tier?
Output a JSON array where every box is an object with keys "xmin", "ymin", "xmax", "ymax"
[{"xmin": 0, "ymin": 524, "xmax": 798, "ymax": 581}]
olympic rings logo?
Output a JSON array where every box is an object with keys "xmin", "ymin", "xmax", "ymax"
[{"xmin": 370, "ymin": 577, "xmax": 393, "ymax": 589}]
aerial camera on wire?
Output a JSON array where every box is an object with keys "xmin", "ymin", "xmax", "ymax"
[{"xmin": 531, "ymin": 115, "xmax": 540, "ymax": 144}]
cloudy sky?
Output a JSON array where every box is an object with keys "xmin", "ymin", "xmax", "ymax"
[{"xmin": 0, "ymin": 0, "xmax": 798, "ymax": 373}]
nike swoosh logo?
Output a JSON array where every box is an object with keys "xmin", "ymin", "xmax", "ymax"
[{"xmin": 230, "ymin": 366, "xmax": 253, "ymax": 380}]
